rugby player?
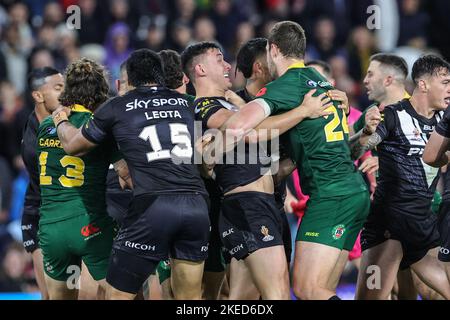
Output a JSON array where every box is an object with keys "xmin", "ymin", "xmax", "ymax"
[
  {"xmin": 21, "ymin": 67, "xmax": 64, "ymax": 300},
  {"xmin": 52, "ymin": 49, "xmax": 210, "ymax": 300},
  {"xmin": 352, "ymin": 54, "xmax": 412, "ymax": 175},
  {"xmin": 221, "ymin": 21, "xmax": 374, "ymax": 300},
  {"xmin": 37, "ymin": 59, "xmax": 129, "ymax": 300},
  {"xmin": 182, "ymin": 41, "xmax": 334, "ymax": 300},
  {"xmin": 353, "ymin": 55, "xmax": 450, "ymax": 300},
  {"xmin": 422, "ymin": 58, "xmax": 450, "ymax": 287}
]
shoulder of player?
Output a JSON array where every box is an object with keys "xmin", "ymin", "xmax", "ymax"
[
  {"xmin": 193, "ymin": 97, "xmax": 225, "ymax": 113},
  {"xmin": 37, "ymin": 115, "xmax": 54, "ymax": 133}
]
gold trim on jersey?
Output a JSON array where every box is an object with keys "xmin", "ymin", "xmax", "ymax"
[
  {"xmin": 287, "ymin": 61, "xmax": 306, "ymax": 70},
  {"xmin": 71, "ymin": 104, "xmax": 92, "ymax": 113}
]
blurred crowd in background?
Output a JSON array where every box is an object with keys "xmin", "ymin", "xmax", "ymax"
[{"xmin": 0, "ymin": 0, "xmax": 449, "ymax": 294}]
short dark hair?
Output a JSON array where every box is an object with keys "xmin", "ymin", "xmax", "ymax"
[
  {"xmin": 126, "ymin": 49, "xmax": 165, "ymax": 87},
  {"xmin": 267, "ymin": 21, "xmax": 306, "ymax": 59},
  {"xmin": 28, "ymin": 67, "xmax": 60, "ymax": 90},
  {"xmin": 412, "ymin": 54, "xmax": 450, "ymax": 85},
  {"xmin": 159, "ymin": 49, "xmax": 184, "ymax": 90},
  {"xmin": 305, "ymin": 60, "xmax": 332, "ymax": 78},
  {"xmin": 370, "ymin": 53, "xmax": 408, "ymax": 79},
  {"xmin": 59, "ymin": 58, "xmax": 109, "ymax": 111},
  {"xmin": 236, "ymin": 38, "xmax": 267, "ymax": 79},
  {"xmin": 181, "ymin": 41, "xmax": 221, "ymax": 82}
]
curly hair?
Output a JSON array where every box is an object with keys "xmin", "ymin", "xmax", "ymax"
[{"xmin": 59, "ymin": 58, "xmax": 109, "ymax": 111}]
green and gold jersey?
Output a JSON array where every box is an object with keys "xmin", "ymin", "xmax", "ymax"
[
  {"xmin": 255, "ymin": 62, "xmax": 367, "ymax": 199},
  {"xmin": 37, "ymin": 105, "xmax": 120, "ymax": 225}
]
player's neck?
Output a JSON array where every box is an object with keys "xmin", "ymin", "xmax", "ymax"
[
  {"xmin": 409, "ymin": 91, "xmax": 436, "ymax": 118},
  {"xmin": 35, "ymin": 103, "xmax": 50, "ymax": 123},
  {"xmin": 245, "ymin": 79, "xmax": 264, "ymax": 98},
  {"xmin": 195, "ymin": 82, "xmax": 226, "ymax": 99},
  {"xmin": 277, "ymin": 57, "xmax": 304, "ymax": 78},
  {"xmin": 381, "ymin": 87, "xmax": 407, "ymax": 107}
]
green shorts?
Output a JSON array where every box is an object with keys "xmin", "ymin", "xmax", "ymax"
[
  {"xmin": 296, "ymin": 191, "xmax": 370, "ymax": 251},
  {"xmin": 39, "ymin": 214, "xmax": 116, "ymax": 281}
]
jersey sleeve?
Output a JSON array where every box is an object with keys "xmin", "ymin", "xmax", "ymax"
[
  {"xmin": 194, "ymin": 98, "xmax": 224, "ymax": 128},
  {"xmin": 352, "ymin": 110, "xmax": 366, "ymax": 133},
  {"xmin": 435, "ymin": 107, "xmax": 450, "ymax": 138},
  {"xmin": 253, "ymin": 78, "xmax": 303, "ymax": 116},
  {"xmin": 375, "ymin": 107, "xmax": 396, "ymax": 141},
  {"xmin": 81, "ymin": 101, "xmax": 115, "ymax": 144}
]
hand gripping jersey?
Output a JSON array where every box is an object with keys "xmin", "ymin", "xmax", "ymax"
[
  {"xmin": 82, "ymin": 85, "xmax": 206, "ymax": 197},
  {"xmin": 254, "ymin": 63, "xmax": 367, "ymax": 199},
  {"xmin": 374, "ymin": 99, "xmax": 443, "ymax": 206},
  {"xmin": 193, "ymin": 97, "xmax": 271, "ymax": 194},
  {"xmin": 37, "ymin": 104, "xmax": 120, "ymax": 224}
]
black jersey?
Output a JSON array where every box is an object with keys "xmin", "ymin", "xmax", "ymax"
[
  {"xmin": 194, "ymin": 97, "xmax": 270, "ymax": 194},
  {"xmin": 82, "ymin": 85, "xmax": 206, "ymax": 197},
  {"xmin": 21, "ymin": 111, "xmax": 40, "ymax": 216},
  {"xmin": 374, "ymin": 99, "xmax": 443, "ymax": 209},
  {"xmin": 235, "ymin": 88, "xmax": 287, "ymax": 209},
  {"xmin": 435, "ymin": 106, "xmax": 450, "ymax": 201},
  {"xmin": 235, "ymin": 87, "xmax": 253, "ymax": 103}
]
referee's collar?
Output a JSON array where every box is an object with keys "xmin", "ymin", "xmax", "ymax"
[{"xmin": 71, "ymin": 104, "xmax": 92, "ymax": 113}]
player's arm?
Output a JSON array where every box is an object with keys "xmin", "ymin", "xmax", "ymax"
[
  {"xmin": 423, "ymin": 133, "xmax": 450, "ymax": 168},
  {"xmin": 249, "ymin": 90, "xmax": 333, "ymax": 142},
  {"xmin": 53, "ymin": 107, "xmax": 97, "ymax": 156},
  {"xmin": 423, "ymin": 108, "xmax": 450, "ymax": 167},
  {"xmin": 274, "ymin": 157, "xmax": 296, "ymax": 185},
  {"xmin": 113, "ymin": 159, "xmax": 133, "ymax": 190},
  {"xmin": 349, "ymin": 106, "xmax": 384, "ymax": 160}
]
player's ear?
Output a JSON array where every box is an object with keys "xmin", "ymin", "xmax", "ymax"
[
  {"xmin": 270, "ymin": 43, "xmax": 279, "ymax": 58},
  {"xmin": 252, "ymin": 61, "xmax": 261, "ymax": 77},
  {"xmin": 31, "ymin": 90, "xmax": 44, "ymax": 103},
  {"xmin": 195, "ymin": 63, "xmax": 206, "ymax": 77},
  {"xmin": 384, "ymin": 75, "xmax": 394, "ymax": 87},
  {"xmin": 182, "ymin": 72, "xmax": 190, "ymax": 85},
  {"xmin": 417, "ymin": 78, "xmax": 428, "ymax": 93}
]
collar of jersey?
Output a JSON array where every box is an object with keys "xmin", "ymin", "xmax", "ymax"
[
  {"xmin": 71, "ymin": 104, "xmax": 92, "ymax": 113},
  {"xmin": 404, "ymin": 92, "xmax": 411, "ymax": 99},
  {"xmin": 287, "ymin": 61, "xmax": 306, "ymax": 70}
]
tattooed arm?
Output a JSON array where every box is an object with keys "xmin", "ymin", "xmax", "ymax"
[
  {"xmin": 349, "ymin": 105, "xmax": 383, "ymax": 160},
  {"xmin": 349, "ymin": 130, "xmax": 383, "ymax": 160}
]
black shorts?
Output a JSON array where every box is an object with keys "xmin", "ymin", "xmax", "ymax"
[
  {"xmin": 219, "ymin": 192, "xmax": 284, "ymax": 261},
  {"xmin": 361, "ymin": 200, "xmax": 440, "ymax": 269},
  {"xmin": 279, "ymin": 206, "xmax": 292, "ymax": 264},
  {"xmin": 107, "ymin": 193, "xmax": 210, "ymax": 293},
  {"xmin": 21, "ymin": 214, "xmax": 40, "ymax": 253},
  {"xmin": 204, "ymin": 198, "xmax": 225, "ymax": 272},
  {"xmin": 112, "ymin": 193, "xmax": 210, "ymax": 261},
  {"xmin": 438, "ymin": 201, "xmax": 450, "ymax": 262},
  {"xmin": 105, "ymin": 189, "xmax": 133, "ymax": 227}
]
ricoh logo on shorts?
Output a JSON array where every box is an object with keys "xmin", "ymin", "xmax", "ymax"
[
  {"xmin": 229, "ymin": 244, "xmax": 244, "ymax": 255},
  {"xmin": 222, "ymin": 228, "xmax": 234, "ymax": 238},
  {"xmin": 21, "ymin": 224, "xmax": 32, "ymax": 231},
  {"xmin": 23, "ymin": 240, "xmax": 35, "ymax": 247},
  {"xmin": 125, "ymin": 241, "xmax": 156, "ymax": 251},
  {"xmin": 440, "ymin": 247, "xmax": 450, "ymax": 255}
]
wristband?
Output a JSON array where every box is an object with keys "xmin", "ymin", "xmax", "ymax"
[{"xmin": 53, "ymin": 110, "xmax": 69, "ymax": 127}]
